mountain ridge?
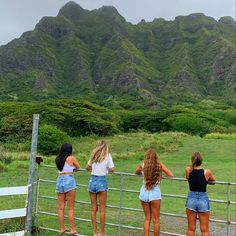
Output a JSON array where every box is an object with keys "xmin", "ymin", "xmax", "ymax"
[{"xmin": 0, "ymin": 1, "xmax": 235, "ymax": 106}]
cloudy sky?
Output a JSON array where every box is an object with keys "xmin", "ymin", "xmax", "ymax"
[{"xmin": 0, "ymin": 0, "xmax": 235, "ymax": 46}]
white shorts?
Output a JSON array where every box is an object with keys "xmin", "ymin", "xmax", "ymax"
[{"xmin": 139, "ymin": 185, "xmax": 161, "ymax": 202}]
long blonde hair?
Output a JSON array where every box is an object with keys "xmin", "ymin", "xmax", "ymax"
[
  {"xmin": 143, "ymin": 149, "xmax": 162, "ymax": 190},
  {"xmin": 90, "ymin": 140, "xmax": 109, "ymax": 163}
]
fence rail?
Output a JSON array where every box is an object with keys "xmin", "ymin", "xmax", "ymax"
[
  {"xmin": 35, "ymin": 164, "xmax": 236, "ymax": 236},
  {"xmin": 0, "ymin": 185, "xmax": 31, "ymax": 236}
]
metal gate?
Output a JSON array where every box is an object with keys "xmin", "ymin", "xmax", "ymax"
[{"xmin": 35, "ymin": 164, "xmax": 236, "ymax": 236}]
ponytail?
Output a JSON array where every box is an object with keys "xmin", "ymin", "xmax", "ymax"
[{"xmin": 191, "ymin": 152, "xmax": 202, "ymax": 169}]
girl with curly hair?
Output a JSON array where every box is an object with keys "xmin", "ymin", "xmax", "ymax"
[{"xmin": 135, "ymin": 149, "xmax": 174, "ymax": 236}]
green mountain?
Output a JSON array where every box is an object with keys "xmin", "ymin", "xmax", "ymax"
[{"xmin": 0, "ymin": 1, "xmax": 235, "ymax": 106}]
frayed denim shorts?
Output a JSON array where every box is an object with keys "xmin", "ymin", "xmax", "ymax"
[
  {"xmin": 88, "ymin": 175, "xmax": 108, "ymax": 193},
  {"xmin": 56, "ymin": 175, "xmax": 77, "ymax": 193},
  {"xmin": 139, "ymin": 185, "xmax": 161, "ymax": 202},
  {"xmin": 185, "ymin": 191, "xmax": 210, "ymax": 212}
]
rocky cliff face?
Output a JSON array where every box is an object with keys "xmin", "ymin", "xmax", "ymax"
[{"xmin": 0, "ymin": 1, "xmax": 235, "ymax": 104}]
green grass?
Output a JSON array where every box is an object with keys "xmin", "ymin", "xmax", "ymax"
[{"xmin": 0, "ymin": 132, "xmax": 235, "ymax": 235}]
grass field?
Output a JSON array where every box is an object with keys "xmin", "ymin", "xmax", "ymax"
[{"xmin": 0, "ymin": 132, "xmax": 235, "ymax": 235}]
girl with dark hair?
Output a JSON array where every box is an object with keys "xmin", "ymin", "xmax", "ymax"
[
  {"xmin": 55, "ymin": 143, "xmax": 81, "ymax": 235},
  {"xmin": 135, "ymin": 149, "xmax": 174, "ymax": 236},
  {"xmin": 185, "ymin": 152, "xmax": 216, "ymax": 236},
  {"xmin": 86, "ymin": 140, "xmax": 115, "ymax": 236}
]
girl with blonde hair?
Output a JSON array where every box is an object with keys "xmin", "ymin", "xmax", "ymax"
[
  {"xmin": 135, "ymin": 149, "xmax": 174, "ymax": 236},
  {"xmin": 86, "ymin": 140, "xmax": 115, "ymax": 236}
]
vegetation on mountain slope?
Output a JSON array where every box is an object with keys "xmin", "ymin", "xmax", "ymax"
[{"xmin": 0, "ymin": 1, "xmax": 235, "ymax": 105}]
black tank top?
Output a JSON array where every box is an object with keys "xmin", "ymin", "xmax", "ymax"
[{"xmin": 188, "ymin": 169, "xmax": 207, "ymax": 192}]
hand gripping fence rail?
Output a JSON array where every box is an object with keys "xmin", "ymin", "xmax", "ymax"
[{"xmin": 35, "ymin": 164, "xmax": 236, "ymax": 236}]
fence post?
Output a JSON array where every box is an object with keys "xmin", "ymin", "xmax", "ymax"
[
  {"xmin": 118, "ymin": 174, "xmax": 124, "ymax": 236},
  {"xmin": 25, "ymin": 114, "xmax": 39, "ymax": 235},
  {"xmin": 226, "ymin": 183, "xmax": 231, "ymax": 236},
  {"xmin": 34, "ymin": 161, "xmax": 41, "ymax": 227}
]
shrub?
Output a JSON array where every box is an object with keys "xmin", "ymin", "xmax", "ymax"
[
  {"xmin": 0, "ymin": 156, "xmax": 12, "ymax": 165},
  {"xmin": 0, "ymin": 114, "xmax": 32, "ymax": 141},
  {"xmin": 164, "ymin": 113, "xmax": 212, "ymax": 136},
  {"xmin": 7, "ymin": 161, "xmax": 29, "ymax": 170},
  {"xmin": 0, "ymin": 218, "xmax": 25, "ymax": 232},
  {"xmin": 0, "ymin": 162, "xmax": 6, "ymax": 172},
  {"xmin": 0, "ymin": 146, "xmax": 10, "ymax": 171},
  {"xmin": 120, "ymin": 109, "xmax": 170, "ymax": 132},
  {"xmin": 0, "ymin": 100, "xmax": 121, "ymax": 142},
  {"xmin": 38, "ymin": 124, "xmax": 70, "ymax": 155},
  {"xmin": 204, "ymin": 133, "xmax": 235, "ymax": 140}
]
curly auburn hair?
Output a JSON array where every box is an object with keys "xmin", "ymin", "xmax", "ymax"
[{"xmin": 143, "ymin": 149, "xmax": 162, "ymax": 190}]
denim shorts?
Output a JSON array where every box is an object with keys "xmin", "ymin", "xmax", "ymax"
[
  {"xmin": 139, "ymin": 185, "xmax": 161, "ymax": 202},
  {"xmin": 185, "ymin": 191, "xmax": 210, "ymax": 212},
  {"xmin": 56, "ymin": 175, "xmax": 77, "ymax": 193},
  {"xmin": 88, "ymin": 175, "xmax": 108, "ymax": 193}
]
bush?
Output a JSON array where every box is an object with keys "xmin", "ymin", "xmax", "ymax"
[
  {"xmin": 38, "ymin": 124, "xmax": 70, "ymax": 155},
  {"xmin": 0, "ymin": 162, "xmax": 6, "ymax": 172},
  {"xmin": 0, "ymin": 114, "xmax": 32, "ymax": 141},
  {"xmin": 120, "ymin": 109, "xmax": 170, "ymax": 132},
  {"xmin": 7, "ymin": 161, "xmax": 29, "ymax": 170},
  {"xmin": 204, "ymin": 133, "xmax": 235, "ymax": 140},
  {"xmin": 164, "ymin": 113, "xmax": 212, "ymax": 136},
  {"xmin": 0, "ymin": 100, "xmax": 121, "ymax": 142}
]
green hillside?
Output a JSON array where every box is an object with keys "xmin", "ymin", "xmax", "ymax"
[
  {"xmin": 0, "ymin": 1, "xmax": 235, "ymax": 105},
  {"xmin": 0, "ymin": 132, "xmax": 235, "ymax": 235}
]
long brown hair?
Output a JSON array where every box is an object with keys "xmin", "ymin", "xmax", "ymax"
[
  {"xmin": 90, "ymin": 140, "xmax": 108, "ymax": 163},
  {"xmin": 143, "ymin": 149, "xmax": 162, "ymax": 190},
  {"xmin": 191, "ymin": 152, "xmax": 202, "ymax": 169}
]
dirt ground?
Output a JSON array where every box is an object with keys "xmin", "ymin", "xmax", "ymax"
[{"xmin": 124, "ymin": 215, "xmax": 235, "ymax": 236}]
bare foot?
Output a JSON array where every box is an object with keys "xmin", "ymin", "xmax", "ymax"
[
  {"xmin": 59, "ymin": 229, "xmax": 67, "ymax": 235},
  {"xmin": 69, "ymin": 231, "xmax": 76, "ymax": 235}
]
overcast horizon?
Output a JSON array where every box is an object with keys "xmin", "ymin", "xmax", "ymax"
[{"xmin": 0, "ymin": 0, "xmax": 235, "ymax": 46}]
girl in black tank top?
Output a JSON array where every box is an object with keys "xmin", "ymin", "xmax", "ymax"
[
  {"xmin": 185, "ymin": 152, "xmax": 216, "ymax": 236},
  {"xmin": 188, "ymin": 169, "xmax": 207, "ymax": 192}
]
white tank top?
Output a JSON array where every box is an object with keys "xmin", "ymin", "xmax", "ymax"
[{"xmin": 58, "ymin": 162, "xmax": 74, "ymax": 173}]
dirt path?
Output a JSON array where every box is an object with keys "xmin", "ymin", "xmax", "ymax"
[
  {"xmin": 124, "ymin": 215, "xmax": 235, "ymax": 235},
  {"xmin": 160, "ymin": 215, "xmax": 236, "ymax": 236}
]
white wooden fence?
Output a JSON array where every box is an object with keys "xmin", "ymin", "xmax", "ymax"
[{"xmin": 0, "ymin": 185, "xmax": 30, "ymax": 236}]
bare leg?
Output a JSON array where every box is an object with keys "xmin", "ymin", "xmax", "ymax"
[
  {"xmin": 98, "ymin": 191, "xmax": 107, "ymax": 236},
  {"xmin": 186, "ymin": 209, "xmax": 197, "ymax": 236},
  {"xmin": 199, "ymin": 211, "xmax": 210, "ymax": 236},
  {"xmin": 66, "ymin": 189, "xmax": 76, "ymax": 234},
  {"xmin": 150, "ymin": 200, "xmax": 161, "ymax": 236},
  {"xmin": 141, "ymin": 201, "xmax": 151, "ymax": 236},
  {"xmin": 90, "ymin": 192, "xmax": 98, "ymax": 236},
  {"xmin": 57, "ymin": 193, "xmax": 66, "ymax": 233}
]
